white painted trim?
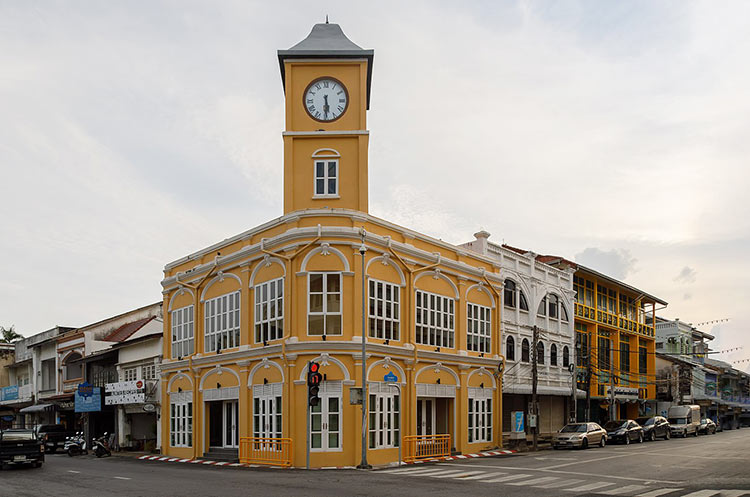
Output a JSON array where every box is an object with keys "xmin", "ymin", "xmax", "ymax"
[
  {"xmin": 414, "ymin": 363, "xmax": 460, "ymax": 386},
  {"xmin": 300, "ymin": 244, "xmax": 351, "ymax": 273},
  {"xmin": 168, "ymin": 287, "xmax": 195, "ymax": 312},
  {"xmin": 198, "ymin": 366, "xmax": 241, "ymax": 391},
  {"xmin": 467, "ymin": 366, "xmax": 497, "ymax": 389},
  {"xmin": 298, "ymin": 354, "xmax": 351, "ymax": 382},
  {"xmin": 413, "ymin": 271, "xmax": 459, "ymax": 299},
  {"xmin": 249, "ymin": 256, "xmax": 286, "ymax": 287},
  {"xmin": 199, "ymin": 272, "xmax": 242, "ymax": 302},
  {"xmin": 465, "ymin": 283, "xmax": 496, "ymax": 309},
  {"xmin": 247, "ymin": 358, "xmax": 285, "ymax": 386},
  {"xmin": 312, "ymin": 148, "xmax": 341, "ymax": 158},
  {"xmin": 312, "ymin": 157, "xmax": 338, "ymax": 197},
  {"xmin": 282, "ymin": 130, "xmax": 369, "ymax": 136},
  {"xmin": 365, "ymin": 255, "xmax": 406, "ymax": 287},
  {"xmin": 167, "ymin": 372, "xmax": 193, "ymax": 392}
]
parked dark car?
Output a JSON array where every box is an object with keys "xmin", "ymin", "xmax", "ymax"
[
  {"xmin": 635, "ymin": 416, "xmax": 671, "ymax": 441},
  {"xmin": 698, "ymin": 418, "xmax": 717, "ymax": 435},
  {"xmin": 0, "ymin": 429, "xmax": 45, "ymax": 469},
  {"xmin": 603, "ymin": 419, "xmax": 644, "ymax": 445},
  {"xmin": 35, "ymin": 424, "xmax": 72, "ymax": 454}
]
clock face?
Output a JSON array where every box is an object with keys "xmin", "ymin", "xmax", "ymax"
[{"xmin": 303, "ymin": 77, "xmax": 348, "ymax": 122}]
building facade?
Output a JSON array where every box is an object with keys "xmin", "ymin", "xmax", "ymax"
[
  {"xmin": 461, "ymin": 234, "xmax": 577, "ymax": 439},
  {"xmin": 159, "ymin": 23, "xmax": 507, "ymax": 467}
]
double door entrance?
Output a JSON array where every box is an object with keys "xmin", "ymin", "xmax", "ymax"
[
  {"xmin": 209, "ymin": 400, "xmax": 238, "ymax": 448},
  {"xmin": 416, "ymin": 397, "xmax": 451, "ymax": 436}
]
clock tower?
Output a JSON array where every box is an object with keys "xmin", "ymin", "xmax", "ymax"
[{"xmin": 278, "ymin": 22, "xmax": 373, "ymax": 214}]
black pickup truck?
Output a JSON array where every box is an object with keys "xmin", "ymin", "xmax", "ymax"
[
  {"xmin": 0, "ymin": 429, "xmax": 44, "ymax": 469},
  {"xmin": 35, "ymin": 424, "xmax": 72, "ymax": 454}
]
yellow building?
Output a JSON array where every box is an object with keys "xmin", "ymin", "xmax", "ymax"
[
  {"xmin": 159, "ymin": 22, "xmax": 506, "ymax": 467},
  {"xmin": 539, "ymin": 259, "xmax": 667, "ymax": 422}
]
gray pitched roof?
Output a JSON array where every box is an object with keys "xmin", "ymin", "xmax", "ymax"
[{"xmin": 278, "ymin": 23, "xmax": 374, "ymax": 109}]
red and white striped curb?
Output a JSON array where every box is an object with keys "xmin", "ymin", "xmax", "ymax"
[
  {"xmin": 401, "ymin": 449, "xmax": 516, "ymax": 465},
  {"xmin": 137, "ymin": 449, "xmax": 515, "ymax": 469},
  {"xmin": 136, "ymin": 455, "xmax": 354, "ymax": 470}
]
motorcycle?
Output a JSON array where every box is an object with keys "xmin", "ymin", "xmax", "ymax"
[
  {"xmin": 64, "ymin": 432, "xmax": 87, "ymax": 457},
  {"xmin": 93, "ymin": 433, "xmax": 112, "ymax": 458}
]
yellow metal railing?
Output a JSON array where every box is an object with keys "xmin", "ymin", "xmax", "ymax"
[
  {"xmin": 239, "ymin": 437, "xmax": 292, "ymax": 467},
  {"xmin": 403, "ymin": 434, "xmax": 451, "ymax": 462},
  {"xmin": 575, "ymin": 303, "xmax": 654, "ymax": 337}
]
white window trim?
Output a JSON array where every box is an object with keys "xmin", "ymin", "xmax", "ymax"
[
  {"xmin": 307, "ymin": 272, "xmax": 343, "ymax": 336},
  {"xmin": 253, "ymin": 383, "xmax": 283, "ymax": 441},
  {"xmin": 171, "ymin": 305, "xmax": 194, "ymax": 359},
  {"xmin": 467, "ymin": 302, "xmax": 491, "ymax": 353},
  {"xmin": 468, "ymin": 388, "xmax": 493, "ymax": 444},
  {"xmin": 254, "ymin": 278, "xmax": 284, "ymax": 344},
  {"xmin": 415, "ymin": 289, "xmax": 455, "ymax": 348},
  {"xmin": 124, "ymin": 367, "xmax": 138, "ymax": 382},
  {"xmin": 368, "ymin": 384, "xmax": 400, "ymax": 450},
  {"xmin": 313, "ymin": 158, "xmax": 339, "ymax": 198},
  {"xmin": 204, "ymin": 291, "xmax": 241, "ymax": 353},
  {"xmin": 170, "ymin": 396, "xmax": 193, "ymax": 448},
  {"xmin": 310, "ymin": 382, "xmax": 343, "ymax": 452},
  {"xmin": 368, "ymin": 279, "xmax": 400, "ymax": 341}
]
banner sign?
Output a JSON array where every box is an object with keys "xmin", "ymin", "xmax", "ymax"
[
  {"xmin": 105, "ymin": 380, "xmax": 146, "ymax": 405},
  {"xmin": 75, "ymin": 384, "xmax": 102, "ymax": 412},
  {"xmin": 0, "ymin": 385, "xmax": 19, "ymax": 402},
  {"xmin": 606, "ymin": 386, "xmax": 639, "ymax": 401}
]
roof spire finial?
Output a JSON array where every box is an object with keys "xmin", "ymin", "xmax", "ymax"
[{"xmin": 325, "ymin": 15, "xmax": 329, "ymax": 24}]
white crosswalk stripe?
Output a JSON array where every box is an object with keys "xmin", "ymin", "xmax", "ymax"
[
  {"xmin": 536, "ymin": 479, "xmax": 585, "ymax": 489},
  {"xmin": 382, "ymin": 467, "xmax": 450, "ymax": 476},
  {"xmin": 564, "ymin": 481, "xmax": 617, "ymax": 492},
  {"xmin": 599, "ymin": 484, "xmax": 649, "ymax": 495},
  {"xmin": 482, "ymin": 473, "xmax": 532, "ymax": 483},
  {"xmin": 460, "ymin": 472, "xmax": 506, "ymax": 480},
  {"xmin": 507, "ymin": 476, "xmax": 560, "ymax": 486},
  {"xmin": 718, "ymin": 491, "xmax": 750, "ymax": 497},
  {"xmin": 429, "ymin": 470, "xmax": 483, "ymax": 478},
  {"xmin": 680, "ymin": 491, "xmax": 723, "ymax": 497},
  {"xmin": 635, "ymin": 489, "xmax": 683, "ymax": 497}
]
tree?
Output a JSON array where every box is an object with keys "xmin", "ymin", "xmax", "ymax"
[{"xmin": 0, "ymin": 325, "xmax": 22, "ymax": 343}]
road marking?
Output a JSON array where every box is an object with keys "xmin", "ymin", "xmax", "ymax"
[
  {"xmin": 679, "ymin": 491, "xmax": 721, "ymax": 497},
  {"xmin": 718, "ymin": 491, "xmax": 750, "ymax": 497},
  {"xmin": 507, "ymin": 476, "xmax": 560, "ymax": 486},
  {"xmin": 635, "ymin": 489, "xmax": 682, "ymax": 497},
  {"xmin": 67, "ymin": 470, "xmax": 80, "ymax": 474},
  {"xmin": 381, "ymin": 467, "xmax": 448, "ymax": 475},
  {"xmin": 534, "ymin": 456, "xmax": 572, "ymax": 461},
  {"xmin": 599, "ymin": 484, "xmax": 649, "ymax": 495},
  {"xmin": 434, "ymin": 462, "xmax": 681, "ymax": 485},
  {"xmin": 113, "ymin": 477, "xmax": 131, "ymax": 480},
  {"xmin": 536, "ymin": 479, "xmax": 584, "ymax": 489},
  {"xmin": 540, "ymin": 453, "xmax": 631, "ymax": 470},
  {"xmin": 564, "ymin": 481, "xmax": 616, "ymax": 492},
  {"xmin": 430, "ymin": 471, "xmax": 486, "ymax": 478},
  {"xmin": 460, "ymin": 472, "xmax": 505, "ymax": 480},
  {"xmin": 482, "ymin": 473, "xmax": 532, "ymax": 483}
]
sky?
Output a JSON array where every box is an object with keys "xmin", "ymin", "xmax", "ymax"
[{"xmin": 1, "ymin": 1, "xmax": 748, "ymax": 370}]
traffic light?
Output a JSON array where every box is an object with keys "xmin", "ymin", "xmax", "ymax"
[{"xmin": 307, "ymin": 361, "xmax": 322, "ymax": 407}]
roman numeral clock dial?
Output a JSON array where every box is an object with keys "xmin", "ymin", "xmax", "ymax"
[{"xmin": 304, "ymin": 77, "xmax": 348, "ymax": 122}]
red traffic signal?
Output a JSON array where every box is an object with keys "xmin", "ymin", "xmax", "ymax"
[
  {"xmin": 309, "ymin": 362, "xmax": 320, "ymax": 374},
  {"xmin": 307, "ymin": 361, "xmax": 323, "ymax": 407}
]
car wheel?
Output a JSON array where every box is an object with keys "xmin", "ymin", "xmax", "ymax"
[
  {"xmin": 624, "ymin": 434, "xmax": 630, "ymax": 445},
  {"xmin": 694, "ymin": 429, "xmax": 699, "ymax": 438},
  {"xmin": 48, "ymin": 447, "xmax": 56, "ymax": 454},
  {"xmin": 599, "ymin": 436, "xmax": 606, "ymax": 448},
  {"xmin": 650, "ymin": 431, "xmax": 656, "ymax": 442},
  {"xmin": 581, "ymin": 438, "xmax": 589, "ymax": 450}
]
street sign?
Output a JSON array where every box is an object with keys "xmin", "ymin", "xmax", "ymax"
[
  {"xmin": 383, "ymin": 372, "xmax": 398, "ymax": 383},
  {"xmin": 75, "ymin": 385, "xmax": 102, "ymax": 412},
  {"xmin": 512, "ymin": 411, "xmax": 525, "ymax": 432}
]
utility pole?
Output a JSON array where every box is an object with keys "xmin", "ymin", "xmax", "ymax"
[
  {"xmin": 609, "ymin": 369, "xmax": 616, "ymax": 421},
  {"xmin": 357, "ymin": 229, "xmax": 370, "ymax": 469},
  {"xmin": 531, "ymin": 325, "xmax": 538, "ymax": 451}
]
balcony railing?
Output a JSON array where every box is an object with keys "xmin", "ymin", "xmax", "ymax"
[{"xmin": 575, "ymin": 303, "xmax": 654, "ymax": 337}]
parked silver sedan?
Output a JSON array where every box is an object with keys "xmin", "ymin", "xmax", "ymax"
[{"xmin": 552, "ymin": 422, "xmax": 607, "ymax": 450}]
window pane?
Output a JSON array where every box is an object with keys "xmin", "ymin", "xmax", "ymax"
[
  {"xmin": 309, "ymin": 294, "xmax": 323, "ymax": 313},
  {"xmin": 316, "ymin": 161, "xmax": 324, "ymax": 177},
  {"xmin": 327, "ymin": 275, "xmax": 340, "ymax": 293},
  {"xmin": 310, "ymin": 273, "xmax": 323, "ymax": 292},
  {"xmin": 326, "ymin": 315, "xmax": 342, "ymax": 335},
  {"xmin": 326, "ymin": 294, "xmax": 340, "ymax": 312},
  {"xmin": 308, "ymin": 315, "xmax": 324, "ymax": 335}
]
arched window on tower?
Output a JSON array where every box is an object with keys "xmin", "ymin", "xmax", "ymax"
[
  {"xmin": 504, "ymin": 279, "xmax": 529, "ymax": 311},
  {"xmin": 312, "ymin": 149, "xmax": 340, "ymax": 198}
]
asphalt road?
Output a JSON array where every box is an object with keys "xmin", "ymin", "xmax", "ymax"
[{"xmin": 1, "ymin": 428, "xmax": 748, "ymax": 497}]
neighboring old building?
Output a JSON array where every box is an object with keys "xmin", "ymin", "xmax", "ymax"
[
  {"xmin": 461, "ymin": 234, "xmax": 578, "ymax": 439},
  {"xmin": 0, "ymin": 343, "xmax": 16, "ymax": 429},
  {"xmin": 538, "ymin": 259, "xmax": 666, "ymax": 423},
  {"xmin": 159, "ymin": 23, "xmax": 506, "ymax": 467}
]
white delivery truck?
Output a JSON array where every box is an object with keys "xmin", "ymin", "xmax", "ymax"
[{"xmin": 668, "ymin": 404, "xmax": 701, "ymax": 437}]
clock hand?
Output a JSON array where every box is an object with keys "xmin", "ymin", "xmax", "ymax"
[{"xmin": 323, "ymin": 95, "xmax": 330, "ymax": 118}]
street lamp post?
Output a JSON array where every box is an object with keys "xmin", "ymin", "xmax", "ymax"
[{"xmin": 358, "ymin": 229, "xmax": 370, "ymax": 469}]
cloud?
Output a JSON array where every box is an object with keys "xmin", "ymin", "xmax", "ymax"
[
  {"xmin": 674, "ymin": 266, "xmax": 697, "ymax": 284},
  {"xmin": 574, "ymin": 248, "xmax": 637, "ymax": 280}
]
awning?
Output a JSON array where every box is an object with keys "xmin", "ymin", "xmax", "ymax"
[
  {"xmin": 503, "ymin": 385, "xmax": 573, "ymax": 396},
  {"xmin": 19, "ymin": 403, "xmax": 55, "ymax": 413}
]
